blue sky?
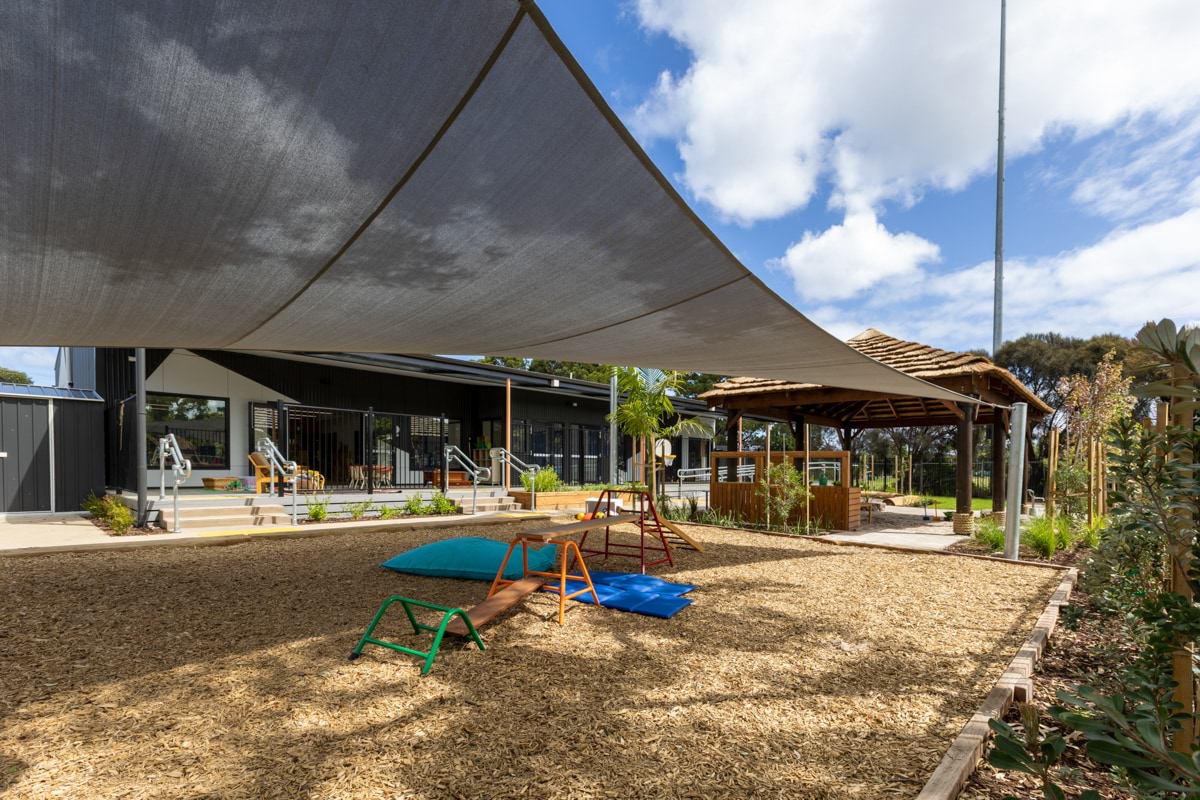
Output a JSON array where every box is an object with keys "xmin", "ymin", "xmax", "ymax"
[{"xmin": 5, "ymin": 0, "xmax": 1199, "ymax": 385}]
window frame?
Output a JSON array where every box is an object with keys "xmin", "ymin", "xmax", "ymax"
[{"xmin": 146, "ymin": 391, "xmax": 232, "ymax": 471}]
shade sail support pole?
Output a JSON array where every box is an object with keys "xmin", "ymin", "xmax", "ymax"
[
  {"xmin": 1004, "ymin": 402, "xmax": 1027, "ymax": 560},
  {"xmin": 135, "ymin": 348, "xmax": 148, "ymax": 527}
]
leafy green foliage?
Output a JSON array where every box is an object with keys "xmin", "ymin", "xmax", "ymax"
[
  {"xmin": 755, "ymin": 462, "xmax": 810, "ymax": 532},
  {"xmin": 986, "ymin": 704, "xmax": 1095, "ymax": 800},
  {"xmin": 345, "ymin": 499, "xmax": 374, "ymax": 520},
  {"xmin": 306, "ymin": 494, "xmax": 332, "ymax": 522},
  {"xmin": 83, "ymin": 492, "xmax": 135, "ymax": 535},
  {"xmin": 378, "ymin": 504, "xmax": 397, "ymax": 520},
  {"xmin": 0, "ymin": 366, "xmax": 32, "ymax": 384},
  {"xmin": 429, "ymin": 491, "xmax": 457, "ymax": 515},
  {"xmin": 608, "ymin": 367, "xmax": 709, "ymax": 499},
  {"xmin": 1020, "ymin": 515, "xmax": 1071, "ymax": 559},
  {"xmin": 973, "ymin": 516, "xmax": 1005, "ymax": 552},
  {"xmin": 519, "ymin": 466, "xmax": 561, "ymax": 493},
  {"xmin": 403, "ymin": 495, "xmax": 428, "ymax": 516}
]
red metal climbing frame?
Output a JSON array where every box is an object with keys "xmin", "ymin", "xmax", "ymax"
[{"xmin": 575, "ymin": 488, "xmax": 673, "ymax": 574}]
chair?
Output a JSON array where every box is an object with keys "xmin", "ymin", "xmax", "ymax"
[
  {"xmin": 348, "ymin": 465, "xmax": 366, "ymax": 490},
  {"xmin": 249, "ymin": 452, "xmax": 293, "ymax": 495}
]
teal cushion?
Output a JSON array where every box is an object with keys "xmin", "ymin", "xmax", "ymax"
[{"xmin": 380, "ymin": 536, "xmax": 557, "ymax": 581}]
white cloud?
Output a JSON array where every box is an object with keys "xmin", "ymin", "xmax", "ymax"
[
  {"xmin": 0, "ymin": 347, "xmax": 58, "ymax": 385},
  {"xmin": 842, "ymin": 208, "xmax": 1200, "ymax": 351},
  {"xmin": 633, "ymin": 0, "xmax": 1200, "ymax": 224},
  {"xmin": 771, "ymin": 211, "xmax": 940, "ymax": 301}
]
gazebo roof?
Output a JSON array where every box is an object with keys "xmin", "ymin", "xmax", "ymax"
[{"xmin": 700, "ymin": 329, "xmax": 1051, "ymax": 429}]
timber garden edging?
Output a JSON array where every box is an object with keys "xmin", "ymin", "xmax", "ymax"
[{"xmin": 915, "ymin": 568, "xmax": 1078, "ymax": 800}]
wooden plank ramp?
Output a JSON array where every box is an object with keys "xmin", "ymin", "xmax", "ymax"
[
  {"xmin": 445, "ymin": 577, "xmax": 547, "ymax": 636},
  {"xmin": 657, "ymin": 518, "xmax": 704, "ymax": 552}
]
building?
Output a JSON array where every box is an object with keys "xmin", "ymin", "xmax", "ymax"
[{"xmin": 53, "ymin": 348, "xmax": 719, "ymax": 503}]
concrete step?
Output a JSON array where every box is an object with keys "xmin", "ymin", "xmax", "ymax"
[
  {"xmin": 160, "ymin": 504, "xmax": 285, "ymax": 523},
  {"xmin": 158, "ymin": 514, "xmax": 292, "ymax": 530},
  {"xmin": 457, "ymin": 499, "xmax": 520, "ymax": 513}
]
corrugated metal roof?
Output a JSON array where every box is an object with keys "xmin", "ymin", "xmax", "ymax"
[{"xmin": 0, "ymin": 383, "xmax": 104, "ymax": 402}]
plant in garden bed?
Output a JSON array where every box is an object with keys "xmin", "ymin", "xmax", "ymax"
[
  {"xmin": 755, "ymin": 461, "xmax": 810, "ymax": 533},
  {"xmin": 378, "ymin": 504, "xmax": 398, "ymax": 520},
  {"xmin": 345, "ymin": 499, "xmax": 374, "ymax": 520},
  {"xmin": 973, "ymin": 515, "xmax": 1005, "ymax": 552},
  {"xmin": 519, "ymin": 466, "xmax": 561, "ymax": 494},
  {"xmin": 429, "ymin": 491, "xmax": 458, "ymax": 515},
  {"xmin": 306, "ymin": 494, "xmax": 332, "ymax": 522},
  {"xmin": 84, "ymin": 493, "xmax": 135, "ymax": 535},
  {"xmin": 982, "ymin": 319, "xmax": 1200, "ymax": 798},
  {"xmin": 403, "ymin": 495, "xmax": 429, "ymax": 516}
]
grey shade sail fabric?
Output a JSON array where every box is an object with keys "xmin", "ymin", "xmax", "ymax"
[{"xmin": 0, "ymin": 0, "xmax": 971, "ymax": 403}]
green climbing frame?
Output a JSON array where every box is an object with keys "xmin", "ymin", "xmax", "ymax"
[{"xmin": 349, "ymin": 595, "xmax": 485, "ymax": 675}]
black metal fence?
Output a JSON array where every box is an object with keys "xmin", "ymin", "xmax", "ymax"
[{"xmin": 252, "ymin": 402, "xmax": 450, "ymax": 490}]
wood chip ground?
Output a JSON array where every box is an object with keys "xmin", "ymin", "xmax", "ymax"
[{"xmin": 0, "ymin": 519, "xmax": 1060, "ymax": 799}]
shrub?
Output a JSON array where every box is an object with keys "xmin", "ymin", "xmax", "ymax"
[
  {"xmin": 1052, "ymin": 515, "xmax": 1074, "ymax": 552},
  {"xmin": 404, "ymin": 494, "xmax": 428, "ymax": 516},
  {"xmin": 519, "ymin": 467, "xmax": 561, "ymax": 493},
  {"xmin": 1078, "ymin": 515, "xmax": 1105, "ymax": 549},
  {"xmin": 105, "ymin": 500, "xmax": 135, "ymax": 536},
  {"xmin": 379, "ymin": 504, "xmax": 397, "ymax": 520},
  {"xmin": 754, "ymin": 462, "xmax": 809, "ymax": 532},
  {"xmin": 1021, "ymin": 516, "xmax": 1057, "ymax": 560},
  {"xmin": 429, "ymin": 491, "xmax": 457, "ymax": 515},
  {"xmin": 973, "ymin": 516, "xmax": 1005, "ymax": 552},
  {"xmin": 82, "ymin": 492, "xmax": 108, "ymax": 517},
  {"xmin": 306, "ymin": 494, "xmax": 332, "ymax": 522},
  {"xmin": 345, "ymin": 500, "xmax": 374, "ymax": 520},
  {"xmin": 83, "ymin": 493, "xmax": 136, "ymax": 535}
]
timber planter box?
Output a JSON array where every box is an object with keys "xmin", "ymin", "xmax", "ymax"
[{"xmin": 509, "ymin": 490, "xmax": 597, "ymax": 511}]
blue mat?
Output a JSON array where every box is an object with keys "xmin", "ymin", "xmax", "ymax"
[{"xmin": 546, "ymin": 571, "xmax": 695, "ymax": 619}]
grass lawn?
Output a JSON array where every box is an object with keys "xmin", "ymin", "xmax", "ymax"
[
  {"xmin": 923, "ymin": 495, "xmax": 994, "ymax": 512},
  {"xmin": 0, "ymin": 519, "xmax": 1059, "ymax": 798}
]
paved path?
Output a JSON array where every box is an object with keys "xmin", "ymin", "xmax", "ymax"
[
  {"xmin": 819, "ymin": 530, "xmax": 967, "ymax": 551},
  {"xmin": 0, "ymin": 511, "xmax": 548, "ymax": 557}
]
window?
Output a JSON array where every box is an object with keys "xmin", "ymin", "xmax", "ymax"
[{"xmin": 147, "ymin": 393, "xmax": 229, "ymax": 469}]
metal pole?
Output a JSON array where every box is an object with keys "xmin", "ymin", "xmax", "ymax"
[
  {"xmin": 609, "ymin": 372, "xmax": 618, "ymax": 486},
  {"xmin": 366, "ymin": 407, "xmax": 375, "ymax": 496},
  {"xmin": 441, "ymin": 415, "xmax": 449, "ymax": 495},
  {"xmin": 135, "ymin": 348, "xmax": 148, "ymax": 527},
  {"xmin": 504, "ymin": 380, "xmax": 512, "ymax": 491},
  {"xmin": 992, "ymin": 0, "xmax": 1007, "ymax": 356},
  {"xmin": 172, "ymin": 481, "xmax": 180, "ymax": 534},
  {"xmin": 1003, "ymin": 402, "xmax": 1027, "ymax": 559},
  {"xmin": 158, "ymin": 439, "xmax": 166, "ymax": 501}
]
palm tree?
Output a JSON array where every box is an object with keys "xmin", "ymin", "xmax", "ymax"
[{"xmin": 607, "ymin": 367, "xmax": 709, "ymax": 499}]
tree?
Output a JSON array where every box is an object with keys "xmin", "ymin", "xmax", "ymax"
[
  {"xmin": 0, "ymin": 366, "xmax": 32, "ymax": 384},
  {"xmin": 476, "ymin": 356, "xmax": 615, "ymax": 384},
  {"xmin": 607, "ymin": 367, "xmax": 708, "ymax": 499},
  {"xmin": 675, "ymin": 372, "xmax": 727, "ymax": 399},
  {"xmin": 477, "ymin": 356, "xmax": 527, "ymax": 370},
  {"xmin": 994, "ymin": 332, "xmax": 1160, "ymax": 445}
]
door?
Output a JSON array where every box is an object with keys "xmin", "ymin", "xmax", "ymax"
[{"xmin": 0, "ymin": 397, "xmax": 52, "ymax": 513}]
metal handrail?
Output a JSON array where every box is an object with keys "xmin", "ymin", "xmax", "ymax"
[
  {"xmin": 257, "ymin": 437, "xmax": 299, "ymax": 526},
  {"xmin": 489, "ymin": 447, "xmax": 541, "ymax": 511},
  {"xmin": 157, "ymin": 434, "xmax": 192, "ymax": 533},
  {"xmin": 444, "ymin": 445, "xmax": 492, "ymax": 515}
]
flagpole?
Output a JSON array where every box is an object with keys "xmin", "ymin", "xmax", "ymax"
[{"xmin": 992, "ymin": 0, "xmax": 1007, "ymax": 356}]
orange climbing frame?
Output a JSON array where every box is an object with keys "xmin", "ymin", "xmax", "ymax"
[{"xmin": 487, "ymin": 529, "xmax": 601, "ymax": 625}]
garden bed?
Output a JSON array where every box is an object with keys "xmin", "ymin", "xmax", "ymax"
[
  {"xmin": 509, "ymin": 489, "xmax": 600, "ymax": 510},
  {"xmin": 0, "ymin": 520, "xmax": 1061, "ymax": 799}
]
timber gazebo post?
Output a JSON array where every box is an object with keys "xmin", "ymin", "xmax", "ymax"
[
  {"xmin": 955, "ymin": 401, "xmax": 975, "ymax": 535},
  {"xmin": 991, "ymin": 413, "xmax": 1008, "ymax": 528}
]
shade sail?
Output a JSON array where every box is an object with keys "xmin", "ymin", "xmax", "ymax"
[{"xmin": 0, "ymin": 0, "xmax": 971, "ymax": 404}]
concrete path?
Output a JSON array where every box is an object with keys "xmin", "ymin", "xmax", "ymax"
[
  {"xmin": 0, "ymin": 511, "xmax": 549, "ymax": 557},
  {"xmin": 819, "ymin": 530, "xmax": 967, "ymax": 551}
]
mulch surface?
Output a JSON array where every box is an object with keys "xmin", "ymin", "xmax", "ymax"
[{"xmin": 1, "ymin": 520, "xmax": 1060, "ymax": 799}]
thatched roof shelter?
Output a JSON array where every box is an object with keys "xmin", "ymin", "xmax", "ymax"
[
  {"xmin": 700, "ymin": 328, "xmax": 1050, "ymax": 430},
  {"xmin": 700, "ymin": 329, "xmax": 1051, "ymax": 526}
]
